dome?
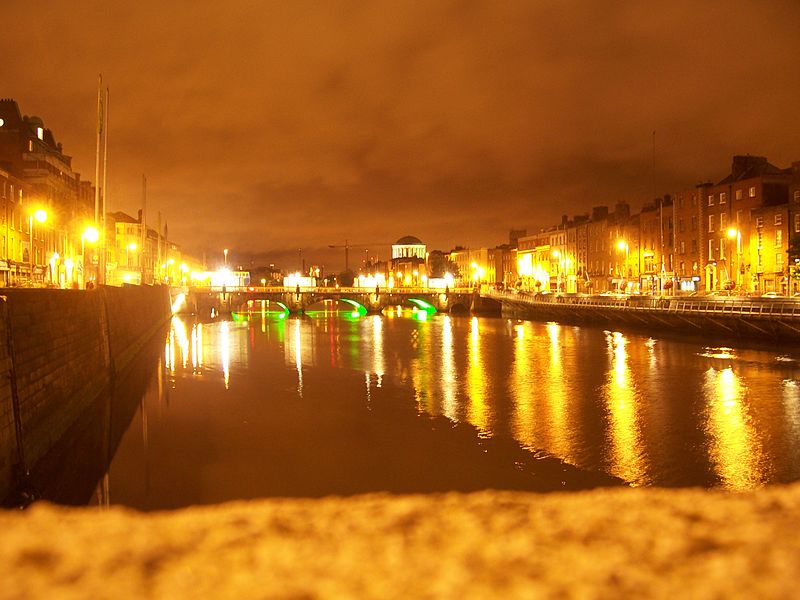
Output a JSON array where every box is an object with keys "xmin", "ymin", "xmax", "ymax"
[{"xmin": 395, "ymin": 235, "xmax": 423, "ymax": 245}]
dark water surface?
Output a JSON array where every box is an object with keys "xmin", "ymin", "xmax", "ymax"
[{"xmin": 95, "ymin": 310, "xmax": 800, "ymax": 509}]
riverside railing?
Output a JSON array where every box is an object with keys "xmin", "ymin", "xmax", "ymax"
[{"xmin": 483, "ymin": 289, "xmax": 800, "ymax": 320}]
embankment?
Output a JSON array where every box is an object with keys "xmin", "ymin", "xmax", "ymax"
[{"xmin": 0, "ymin": 285, "xmax": 171, "ymax": 502}]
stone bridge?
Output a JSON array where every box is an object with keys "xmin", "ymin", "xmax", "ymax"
[{"xmin": 180, "ymin": 286, "xmax": 497, "ymax": 316}]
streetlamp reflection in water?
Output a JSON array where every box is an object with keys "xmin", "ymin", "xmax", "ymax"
[
  {"xmin": 603, "ymin": 331, "xmax": 647, "ymax": 486},
  {"xmin": 703, "ymin": 367, "xmax": 764, "ymax": 489}
]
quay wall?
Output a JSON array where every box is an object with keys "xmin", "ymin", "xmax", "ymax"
[
  {"xmin": 489, "ymin": 291, "xmax": 800, "ymax": 342},
  {"xmin": 0, "ymin": 286, "xmax": 171, "ymax": 501}
]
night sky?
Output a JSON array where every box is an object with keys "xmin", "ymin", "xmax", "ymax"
[{"xmin": 2, "ymin": 1, "xmax": 799, "ymax": 271}]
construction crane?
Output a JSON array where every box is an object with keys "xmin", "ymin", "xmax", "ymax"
[{"xmin": 328, "ymin": 239, "xmax": 392, "ymax": 272}]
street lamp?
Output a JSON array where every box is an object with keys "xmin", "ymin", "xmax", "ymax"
[
  {"xmin": 552, "ymin": 250, "xmax": 561, "ymax": 292},
  {"xmin": 727, "ymin": 228, "xmax": 741, "ymax": 291},
  {"xmin": 617, "ymin": 240, "xmax": 629, "ymax": 293},
  {"xmin": 81, "ymin": 225, "xmax": 99, "ymax": 288},
  {"xmin": 224, "ymin": 248, "xmax": 229, "ymax": 267},
  {"xmin": 127, "ymin": 242, "xmax": 137, "ymax": 268},
  {"xmin": 29, "ymin": 209, "xmax": 47, "ymax": 285}
]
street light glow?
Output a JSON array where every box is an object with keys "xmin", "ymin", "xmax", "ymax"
[
  {"xmin": 83, "ymin": 226, "xmax": 100, "ymax": 243},
  {"xmin": 33, "ymin": 209, "xmax": 47, "ymax": 223}
]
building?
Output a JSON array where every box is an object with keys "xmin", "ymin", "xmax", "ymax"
[{"xmin": 390, "ymin": 235, "xmax": 427, "ymax": 287}]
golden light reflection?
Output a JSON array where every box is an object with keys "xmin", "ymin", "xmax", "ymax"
[
  {"xmin": 371, "ymin": 316, "xmax": 385, "ymax": 387},
  {"xmin": 604, "ymin": 332, "xmax": 647, "ymax": 485},
  {"xmin": 409, "ymin": 322, "xmax": 433, "ymax": 413},
  {"xmin": 190, "ymin": 322, "xmax": 204, "ymax": 370},
  {"xmin": 542, "ymin": 323, "xmax": 570, "ymax": 459},
  {"xmin": 703, "ymin": 367, "xmax": 764, "ymax": 489},
  {"xmin": 511, "ymin": 322, "xmax": 537, "ymax": 450},
  {"xmin": 782, "ymin": 380, "xmax": 800, "ymax": 460},
  {"xmin": 171, "ymin": 317, "xmax": 190, "ymax": 369},
  {"xmin": 221, "ymin": 320, "xmax": 230, "ymax": 389},
  {"xmin": 467, "ymin": 317, "xmax": 490, "ymax": 435},
  {"xmin": 295, "ymin": 318, "xmax": 303, "ymax": 398},
  {"xmin": 441, "ymin": 316, "xmax": 458, "ymax": 420}
]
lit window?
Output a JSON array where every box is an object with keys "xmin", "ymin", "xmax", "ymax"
[
  {"xmin": 775, "ymin": 214, "xmax": 783, "ymax": 226},
  {"xmin": 776, "ymin": 230, "xmax": 783, "ymax": 248},
  {"xmin": 28, "ymin": 140, "xmax": 33, "ymax": 151},
  {"xmin": 755, "ymin": 216, "xmax": 763, "ymax": 228},
  {"xmin": 794, "ymin": 214, "xmax": 800, "ymax": 233},
  {"xmin": 757, "ymin": 231, "xmax": 764, "ymax": 249},
  {"xmin": 36, "ymin": 127, "xmax": 44, "ymax": 140},
  {"xmin": 720, "ymin": 192, "xmax": 727, "ymax": 204},
  {"xmin": 708, "ymin": 195, "xmax": 714, "ymax": 206},
  {"xmin": 776, "ymin": 254, "xmax": 784, "ymax": 271},
  {"xmin": 749, "ymin": 186, "xmax": 756, "ymax": 198},
  {"xmin": 735, "ymin": 189, "xmax": 743, "ymax": 200},
  {"xmin": 708, "ymin": 215, "xmax": 715, "ymax": 232}
]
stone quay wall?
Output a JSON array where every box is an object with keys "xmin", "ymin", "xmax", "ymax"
[{"xmin": 0, "ymin": 285, "xmax": 171, "ymax": 501}]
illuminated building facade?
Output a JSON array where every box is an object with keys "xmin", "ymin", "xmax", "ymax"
[
  {"xmin": 0, "ymin": 99, "xmax": 96, "ymax": 286},
  {"xmin": 390, "ymin": 235, "xmax": 427, "ymax": 287}
]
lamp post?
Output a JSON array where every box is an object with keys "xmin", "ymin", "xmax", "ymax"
[
  {"xmin": 29, "ymin": 209, "xmax": 47, "ymax": 286},
  {"xmin": 617, "ymin": 240, "xmax": 628, "ymax": 293},
  {"xmin": 551, "ymin": 250, "xmax": 561, "ymax": 292},
  {"xmin": 727, "ymin": 228, "xmax": 740, "ymax": 292},
  {"xmin": 81, "ymin": 225, "xmax": 99, "ymax": 288},
  {"xmin": 224, "ymin": 248, "xmax": 229, "ymax": 267}
]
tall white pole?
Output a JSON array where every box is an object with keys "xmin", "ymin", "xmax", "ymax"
[
  {"xmin": 93, "ymin": 74, "xmax": 103, "ymax": 226},
  {"xmin": 101, "ymin": 87, "xmax": 109, "ymax": 284},
  {"xmin": 141, "ymin": 175, "xmax": 147, "ymax": 285}
]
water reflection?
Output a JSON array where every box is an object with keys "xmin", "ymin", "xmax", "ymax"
[
  {"xmin": 703, "ymin": 367, "xmax": 764, "ymax": 489},
  {"xmin": 108, "ymin": 314, "xmax": 800, "ymax": 501},
  {"xmin": 467, "ymin": 317, "xmax": 490, "ymax": 435},
  {"xmin": 603, "ymin": 331, "xmax": 647, "ymax": 486}
]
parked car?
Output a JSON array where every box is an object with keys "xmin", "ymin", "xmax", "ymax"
[{"xmin": 761, "ymin": 291, "xmax": 786, "ymax": 298}]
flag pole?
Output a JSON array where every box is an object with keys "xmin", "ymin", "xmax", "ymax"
[{"xmin": 101, "ymin": 87, "xmax": 109, "ymax": 284}]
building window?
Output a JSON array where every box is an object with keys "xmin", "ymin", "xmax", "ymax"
[
  {"xmin": 758, "ymin": 253, "xmax": 763, "ymax": 269},
  {"xmin": 757, "ymin": 230, "xmax": 764, "ymax": 249},
  {"xmin": 708, "ymin": 240, "xmax": 714, "ymax": 260},
  {"xmin": 691, "ymin": 215, "xmax": 697, "ymax": 231},
  {"xmin": 28, "ymin": 140, "xmax": 33, "ymax": 151},
  {"xmin": 776, "ymin": 254, "xmax": 784, "ymax": 272},
  {"xmin": 678, "ymin": 218, "xmax": 684, "ymax": 233},
  {"xmin": 36, "ymin": 127, "xmax": 44, "ymax": 140},
  {"xmin": 755, "ymin": 216, "xmax": 763, "ymax": 228},
  {"xmin": 708, "ymin": 215, "xmax": 715, "ymax": 232},
  {"xmin": 775, "ymin": 214, "xmax": 783, "ymax": 226},
  {"xmin": 776, "ymin": 229, "xmax": 783, "ymax": 248},
  {"xmin": 679, "ymin": 240, "xmax": 685, "ymax": 254},
  {"xmin": 720, "ymin": 213, "xmax": 727, "ymax": 229},
  {"xmin": 749, "ymin": 186, "xmax": 756, "ymax": 198},
  {"xmin": 795, "ymin": 190, "xmax": 800, "ymax": 203},
  {"xmin": 736, "ymin": 189, "xmax": 743, "ymax": 200},
  {"xmin": 794, "ymin": 214, "xmax": 800, "ymax": 233},
  {"xmin": 720, "ymin": 192, "xmax": 727, "ymax": 204},
  {"xmin": 720, "ymin": 238, "xmax": 727, "ymax": 259},
  {"xmin": 691, "ymin": 194, "xmax": 697, "ymax": 207},
  {"xmin": 691, "ymin": 239, "xmax": 698, "ymax": 253},
  {"xmin": 708, "ymin": 194, "xmax": 714, "ymax": 206}
]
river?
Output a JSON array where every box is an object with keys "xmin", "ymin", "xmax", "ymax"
[{"xmin": 89, "ymin": 307, "xmax": 800, "ymax": 509}]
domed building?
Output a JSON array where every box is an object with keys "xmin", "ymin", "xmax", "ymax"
[{"xmin": 390, "ymin": 235, "xmax": 427, "ymax": 287}]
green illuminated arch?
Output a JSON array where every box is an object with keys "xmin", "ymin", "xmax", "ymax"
[
  {"xmin": 408, "ymin": 298, "xmax": 437, "ymax": 314},
  {"xmin": 340, "ymin": 298, "xmax": 368, "ymax": 318}
]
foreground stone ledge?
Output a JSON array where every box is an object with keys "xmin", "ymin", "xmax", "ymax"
[{"xmin": 2, "ymin": 485, "xmax": 799, "ymax": 599}]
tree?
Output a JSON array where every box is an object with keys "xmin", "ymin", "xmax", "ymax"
[{"xmin": 428, "ymin": 250, "xmax": 461, "ymax": 279}]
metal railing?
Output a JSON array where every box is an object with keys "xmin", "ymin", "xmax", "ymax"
[{"xmin": 483, "ymin": 289, "xmax": 800, "ymax": 319}]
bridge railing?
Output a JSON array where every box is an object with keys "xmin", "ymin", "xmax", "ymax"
[
  {"xmin": 193, "ymin": 285, "xmax": 473, "ymax": 295},
  {"xmin": 483, "ymin": 289, "xmax": 800, "ymax": 318}
]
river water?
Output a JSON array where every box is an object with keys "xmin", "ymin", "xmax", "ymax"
[{"xmin": 97, "ymin": 307, "xmax": 800, "ymax": 509}]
